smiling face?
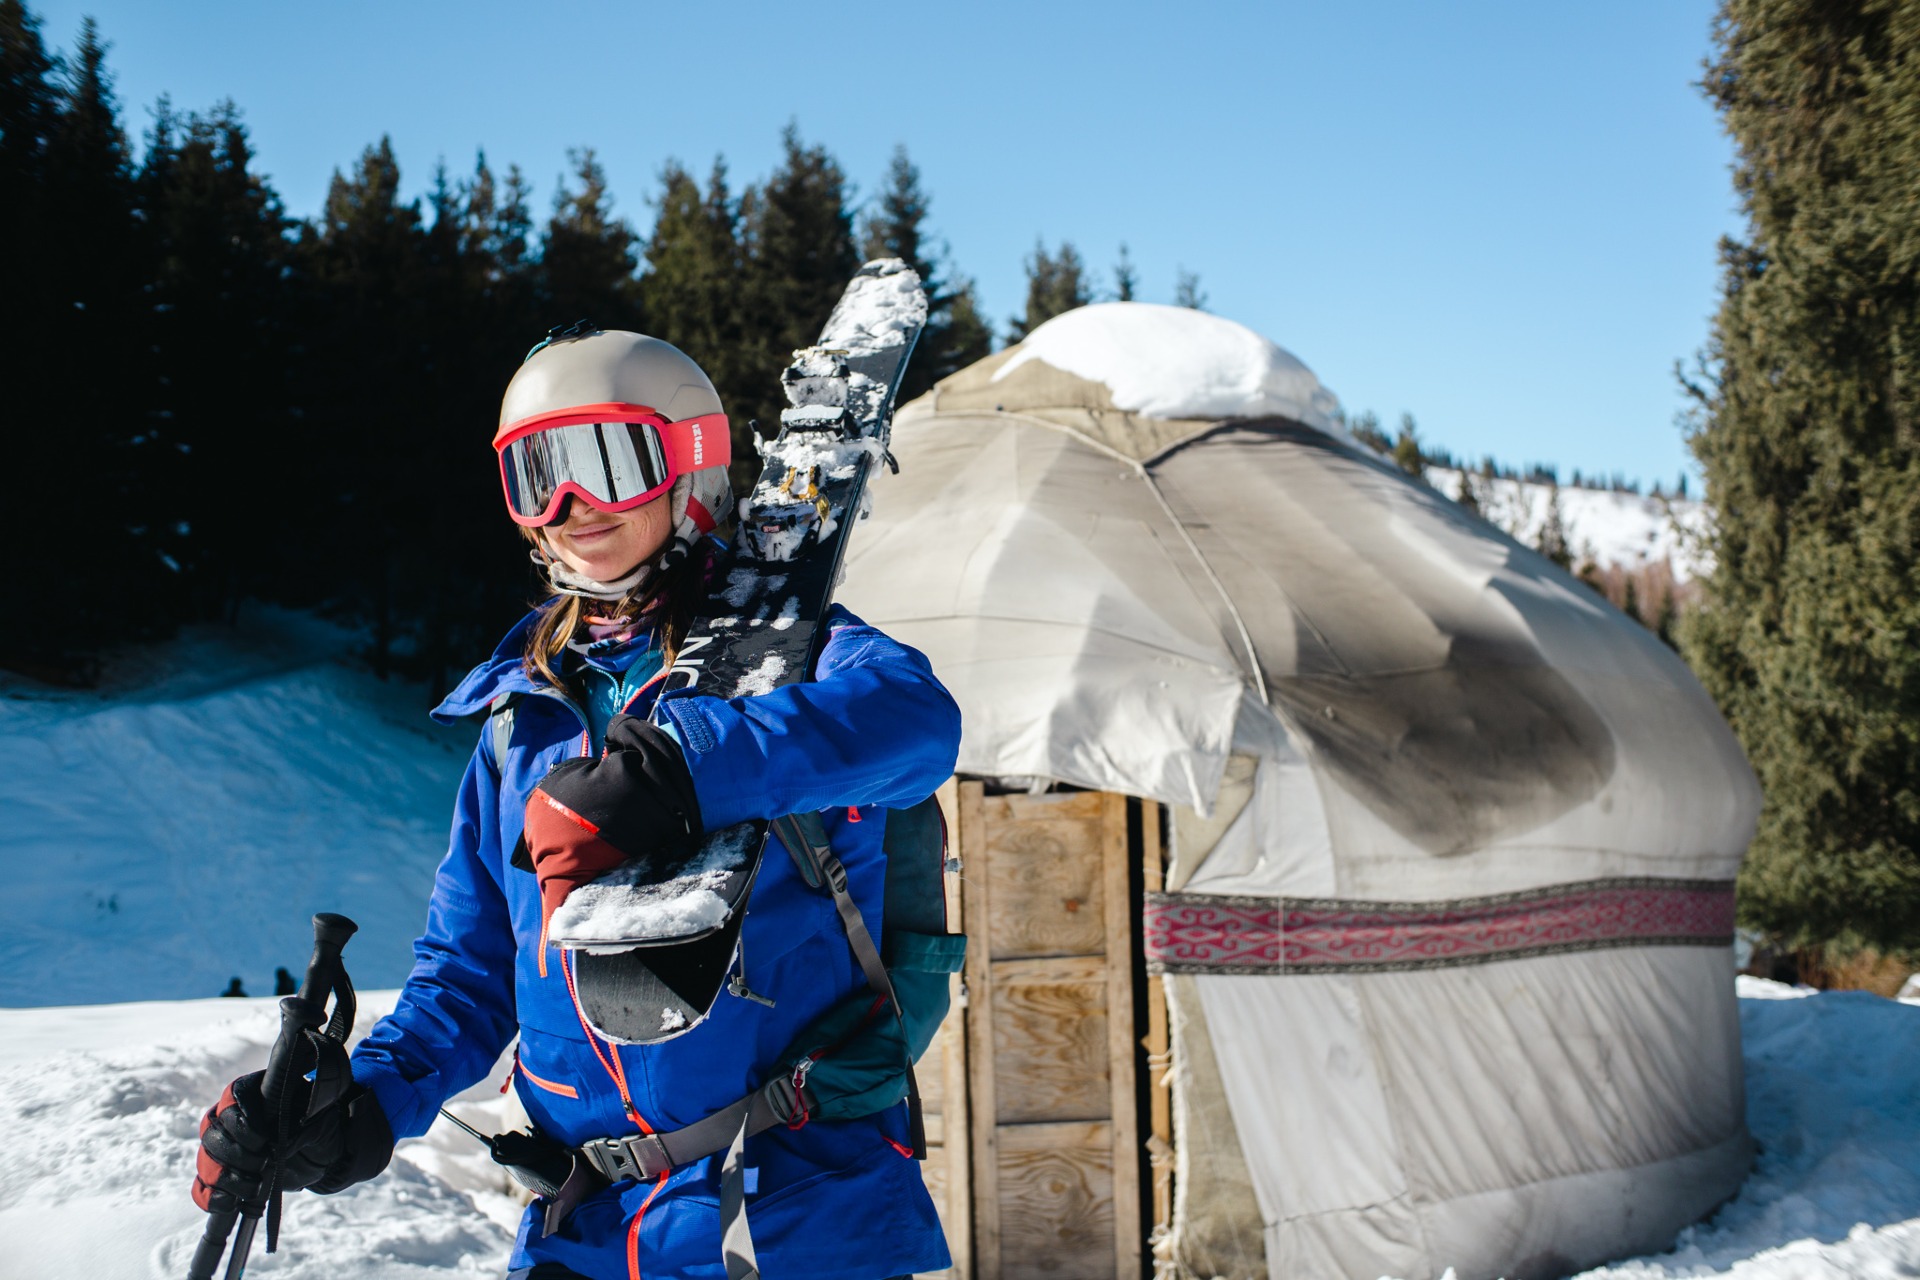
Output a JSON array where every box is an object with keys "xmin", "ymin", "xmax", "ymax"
[{"xmin": 539, "ymin": 492, "xmax": 674, "ymax": 584}]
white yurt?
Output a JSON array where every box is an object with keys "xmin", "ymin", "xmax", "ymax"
[{"xmin": 838, "ymin": 304, "xmax": 1760, "ymax": 1280}]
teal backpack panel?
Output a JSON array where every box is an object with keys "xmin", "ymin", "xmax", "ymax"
[{"xmin": 774, "ymin": 797, "xmax": 966, "ymax": 1123}]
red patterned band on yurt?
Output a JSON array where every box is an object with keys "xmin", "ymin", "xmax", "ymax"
[{"xmin": 1144, "ymin": 879, "xmax": 1737, "ymax": 975}]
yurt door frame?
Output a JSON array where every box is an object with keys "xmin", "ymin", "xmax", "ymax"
[{"xmin": 922, "ymin": 781, "xmax": 1172, "ymax": 1280}]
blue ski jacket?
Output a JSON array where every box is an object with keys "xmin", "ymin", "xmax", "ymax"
[{"xmin": 350, "ymin": 603, "xmax": 962, "ymax": 1280}]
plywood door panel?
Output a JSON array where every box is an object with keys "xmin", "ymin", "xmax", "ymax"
[
  {"xmin": 947, "ymin": 784, "xmax": 1144, "ymax": 1280},
  {"xmin": 983, "ymin": 793, "xmax": 1111, "ymax": 959},
  {"xmin": 991, "ymin": 955, "xmax": 1112, "ymax": 1124},
  {"xmin": 998, "ymin": 1121, "xmax": 1119, "ymax": 1280}
]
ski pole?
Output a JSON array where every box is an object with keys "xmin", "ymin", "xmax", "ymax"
[{"xmin": 185, "ymin": 913, "xmax": 358, "ymax": 1280}]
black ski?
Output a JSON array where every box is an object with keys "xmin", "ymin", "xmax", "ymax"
[{"xmin": 558, "ymin": 259, "xmax": 928, "ymax": 1043}]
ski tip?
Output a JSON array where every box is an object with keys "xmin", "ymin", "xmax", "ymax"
[{"xmin": 857, "ymin": 257, "xmax": 917, "ymax": 281}]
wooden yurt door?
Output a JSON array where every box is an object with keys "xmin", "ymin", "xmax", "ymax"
[{"xmin": 917, "ymin": 782, "xmax": 1168, "ymax": 1280}]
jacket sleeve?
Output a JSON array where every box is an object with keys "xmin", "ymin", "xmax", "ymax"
[
  {"xmin": 655, "ymin": 607, "xmax": 961, "ymax": 829},
  {"xmin": 349, "ymin": 741, "xmax": 521, "ymax": 1141}
]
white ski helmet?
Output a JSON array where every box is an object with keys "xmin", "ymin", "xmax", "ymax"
[{"xmin": 496, "ymin": 325, "xmax": 735, "ymax": 595}]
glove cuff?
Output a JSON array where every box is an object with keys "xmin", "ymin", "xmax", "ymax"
[{"xmin": 311, "ymin": 1086, "xmax": 394, "ymax": 1195}]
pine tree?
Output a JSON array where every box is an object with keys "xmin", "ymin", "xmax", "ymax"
[
  {"xmin": 1681, "ymin": 0, "xmax": 1920, "ymax": 952},
  {"xmin": 733, "ymin": 125, "xmax": 859, "ymax": 451},
  {"xmin": 541, "ymin": 147, "xmax": 642, "ymax": 330},
  {"xmin": 0, "ymin": 1, "xmax": 57, "ymax": 239},
  {"xmin": 859, "ymin": 144, "xmax": 933, "ymax": 283},
  {"xmin": 25, "ymin": 14, "xmax": 173, "ymax": 649},
  {"xmin": 1007, "ymin": 239, "xmax": 1088, "ymax": 342},
  {"xmin": 1454, "ymin": 469, "xmax": 1483, "ymax": 517},
  {"xmin": 859, "ymin": 145, "xmax": 990, "ymax": 399},
  {"xmin": 939, "ymin": 277, "xmax": 994, "ymax": 374},
  {"xmin": 1348, "ymin": 410, "xmax": 1391, "ymax": 454},
  {"xmin": 1173, "ymin": 266, "xmax": 1208, "ymax": 310},
  {"xmin": 642, "ymin": 157, "xmax": 759, "ymax": 481},
  {"xmin": 304, "ymin": 137, "xmax": 439, "ymax": 672},
  {"xmin": 1391, "ymin": 413, "xmax": 1424, "ymax": 478},
  {"xmin": 1113, "ymin": 243, "xmax": 1138, "ymax": 302},
  {"xmin": 2, "ymin": 4, "xmax": 112, "ymax": 667},
  {"xmin": 1535, "ymin": 482, "xmax": 1572, "ymax": 570},
  {"xmin": 141, "ymin": 100, "xmax": 298, "ymax": 616},
  {"xmin": 743, "ymin": 125, "xmax": 858, "ymax": 352}
]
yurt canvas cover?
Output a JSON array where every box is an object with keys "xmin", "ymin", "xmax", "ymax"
[{"xmin": 839, "ymin": 304, "xmax": 1759, "ymax": 1280}]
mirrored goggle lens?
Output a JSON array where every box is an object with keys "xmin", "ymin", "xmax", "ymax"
[{"xmin": 500, "ymin": 420, "xmax": 672, "ymax": 519}]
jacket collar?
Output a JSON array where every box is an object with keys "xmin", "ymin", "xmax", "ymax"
[{"xmin": 431, "ymin": 606, "xmax": 549, "ymax": 724}]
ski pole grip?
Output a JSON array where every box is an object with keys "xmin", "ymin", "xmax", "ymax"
[
  {"xmin": 260, "ymin": 995, "xmax": 326, "ymax": 1109},
  {"xmin": 295, "ymin": 913, "xmax": 358, "ymax": 1005}
]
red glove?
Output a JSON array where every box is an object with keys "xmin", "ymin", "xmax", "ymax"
[
  {"xmin": 193, "ymin": 1070, "xmax": 392, "ymax": 1213},
  {"xmin": 515, "ymin": 715, "xmax": 703, "ymax": 972},
  {"xmin": 522, "ymin": 786, "xmax": 631, "ymax": 941}
]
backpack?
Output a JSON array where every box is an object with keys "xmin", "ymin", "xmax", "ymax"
[{"xmin": 769, "ymin": 798, "xmax": 968, "ymax": 1143}]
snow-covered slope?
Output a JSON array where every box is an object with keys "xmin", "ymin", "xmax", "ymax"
[
  {"xmin": 0, "ymin": 979, "xmax": 1911, "ymax": 1279},
  {"xmin": 0, "ymin": 607, "xmax": 474, "ymax": 1007},
  {"xmin": 1429, "ymin": 465, "xmax": 1709, "ymax": 580}
]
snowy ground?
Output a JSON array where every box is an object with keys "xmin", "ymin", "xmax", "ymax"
[
  {"xmin": 1562, "ymin": 977, "xmax": 1920, "ymax": 1280},
  {"xmin": 0, "ymin": 605, "xmax": 474, "ymax": 1007},
  {"xmin": 0, "ymin": 978, "xmax": 1911, "ymax": 1279},
  {"xmin": 0, "ymin": 991, "xmax": 523, "ymax": 1279}
]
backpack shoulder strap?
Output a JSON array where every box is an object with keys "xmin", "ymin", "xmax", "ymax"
[
  {"xmin": 770, "ymin": 814, "xmax": 895, "ymax": 1012},
  {"xmin": 488, "ymin": 692, "xmax": 519, "ymax": 773},
  {"xmin": 771, "ymin": 812, "xmax": 927, "ymax": 1158}
]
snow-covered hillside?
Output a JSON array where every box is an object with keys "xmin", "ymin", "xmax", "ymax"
[
  {"xmin": 0, "ymin": 979, "xmax": 1911, "ymax": 1279},
  {"xmin": 0, "ymin": 607, "xmax": 474, "ymax": 1007},
  {"xmin": 1428, "ymin": 466, "xmax": 1709, "ymax": 580}
]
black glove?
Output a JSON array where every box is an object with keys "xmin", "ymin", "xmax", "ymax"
[
  {"xmin": 512, "ymin": 714, "xmax": 704, "ymax": 928},
  {"xmin": 192, "ymin": 1071, "xmax": 394, "ymax": 1214}
]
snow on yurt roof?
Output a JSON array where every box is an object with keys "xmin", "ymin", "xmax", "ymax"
[
  {"xmin": 995, "ymin": 302, "xmax": 1345, "ymax": 430},
  {"xmin": 912, "ymin": 302, "xmax": 1356, "ymax": 461}
]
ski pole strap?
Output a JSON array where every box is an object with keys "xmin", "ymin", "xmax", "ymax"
[{"xmin": 576, "ymin": 1073, "xmax": 810, "ymax": 1184}]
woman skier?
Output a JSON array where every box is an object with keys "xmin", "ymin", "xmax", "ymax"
[{"xmin": 190, "ymin": 328, "xmax": 962, "ymax": 1279}]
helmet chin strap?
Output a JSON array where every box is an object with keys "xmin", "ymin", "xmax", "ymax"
[
  {"xmin": 533, "ymin": 548, "xmax": 652, "ymax": 601},
  {"xmin": 531, "ymin": 473, "xmax": 704, "ymax": 603}
]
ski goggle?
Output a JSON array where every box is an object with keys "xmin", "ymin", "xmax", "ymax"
[{"xmin": 492, "ymin": 402, "xmax": 731, "ymax": 527}]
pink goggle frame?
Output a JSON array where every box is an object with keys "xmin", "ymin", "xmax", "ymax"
[{"xmin": 492, "ymin": 402, "xmax": 730, "ymax": 527}]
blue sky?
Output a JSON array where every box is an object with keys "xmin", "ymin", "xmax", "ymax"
[{"xmin": 35, "ymin": 0, "xmax": 1737, "ymax": 487}]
